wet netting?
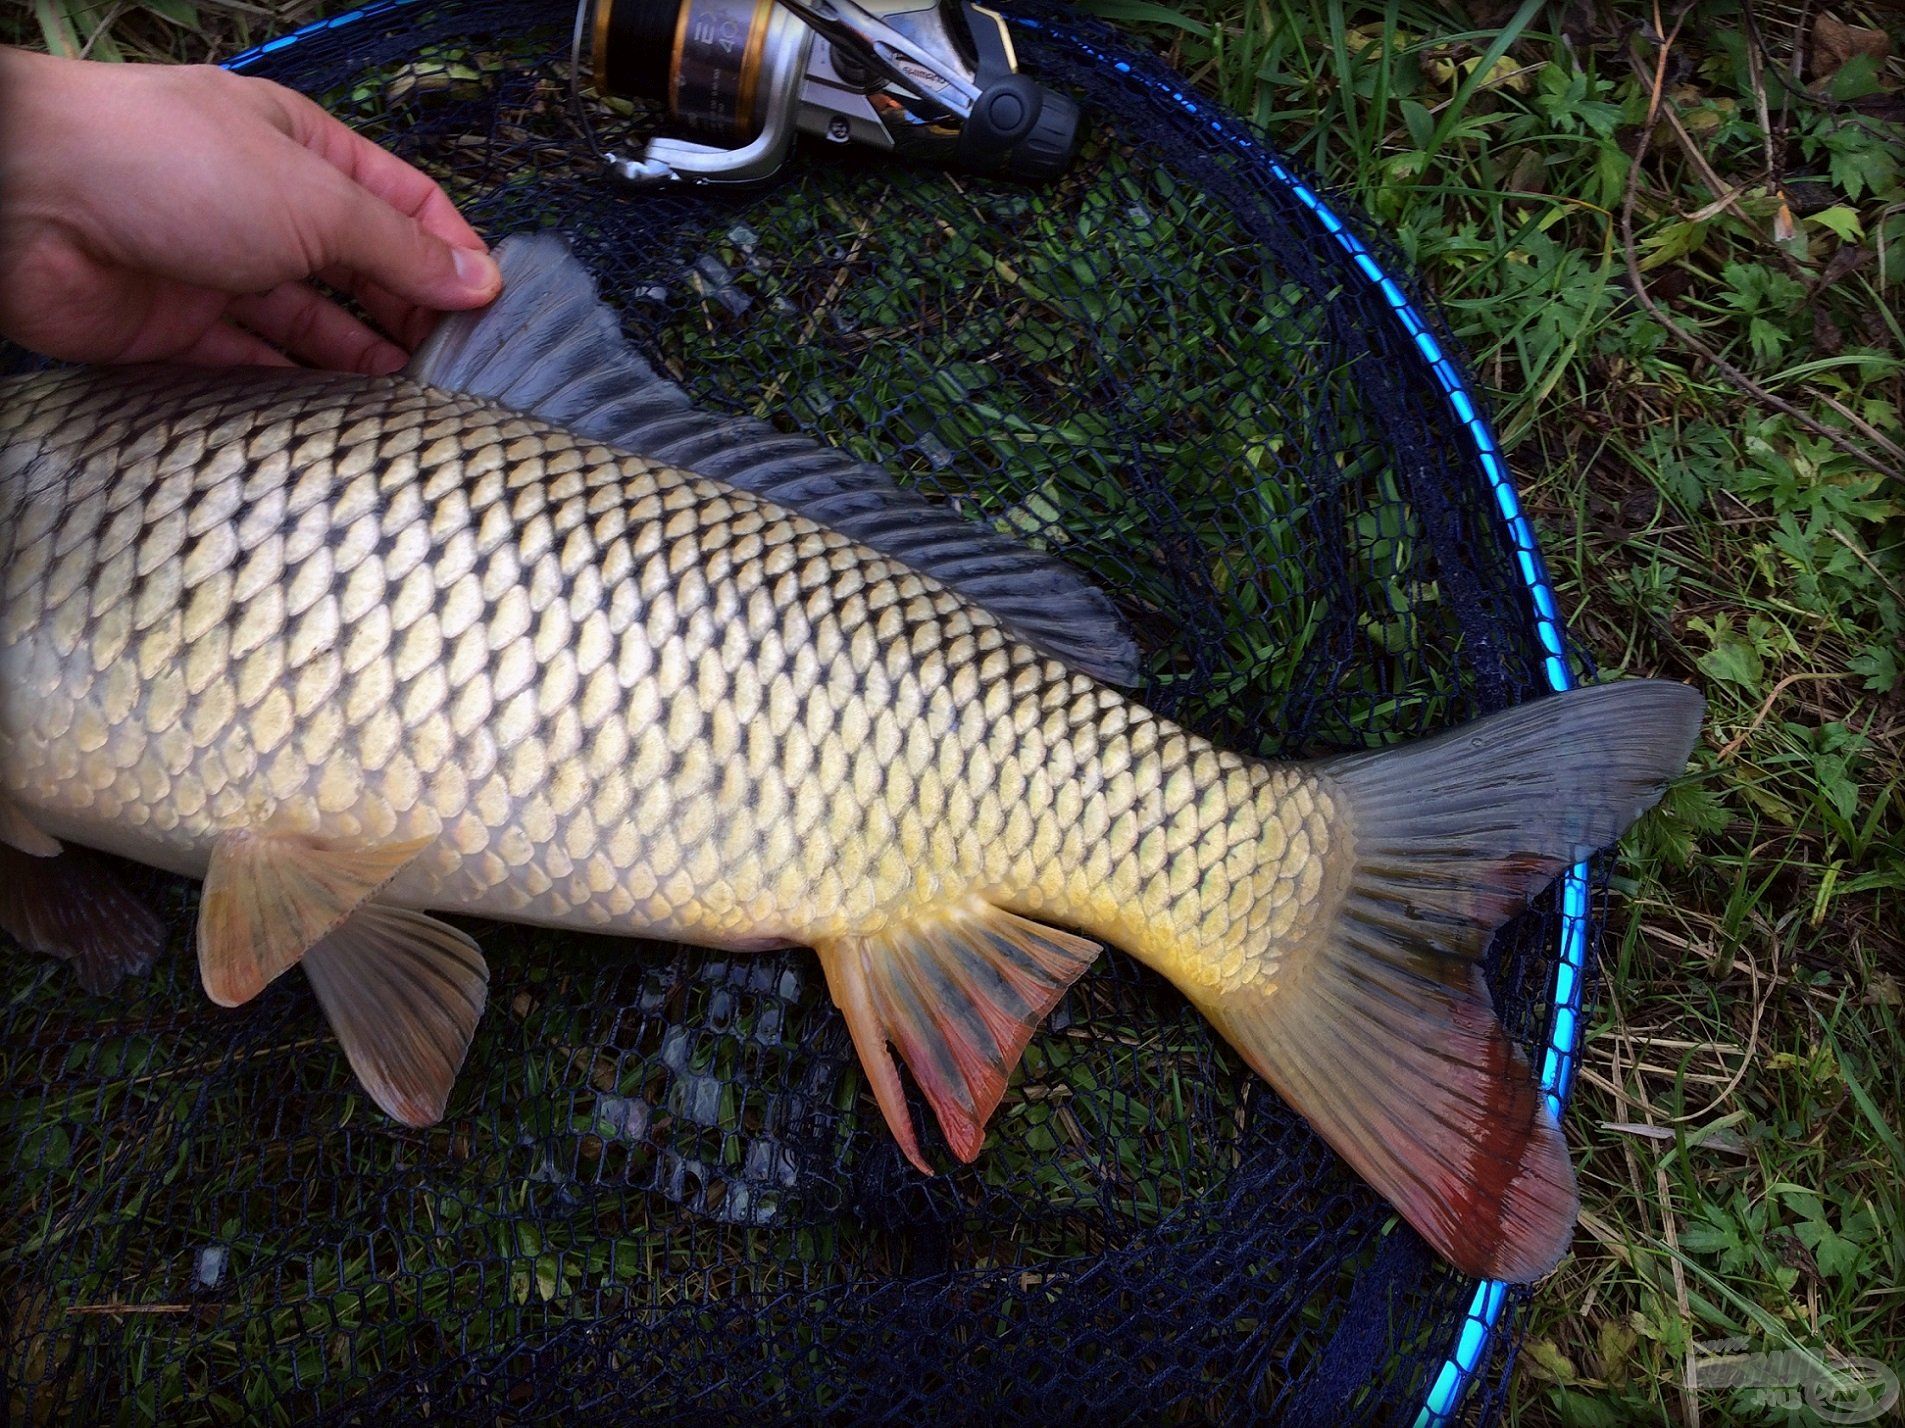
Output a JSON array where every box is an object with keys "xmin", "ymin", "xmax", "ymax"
[{"xmin": 1, "ymin": 3, "xmax": 1604, "ymax": 1422}]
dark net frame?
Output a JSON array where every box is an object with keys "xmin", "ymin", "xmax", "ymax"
[{"xmin": 0, "ymin": 4, "xmax": 1605, "ymax": 1422}]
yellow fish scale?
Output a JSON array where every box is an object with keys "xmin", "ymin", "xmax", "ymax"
[{"xmin": 0, "ymin": 364, "xmax": 1336, "ymax": 994}]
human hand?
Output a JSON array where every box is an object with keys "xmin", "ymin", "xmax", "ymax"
[{"xmin": 0, "ymin": 46, "xmax": 501, "ymax": 373}]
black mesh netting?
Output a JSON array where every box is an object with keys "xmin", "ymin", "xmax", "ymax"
[{"xmin": 1, "ymin": 3, "xmax": 1605, "ymax": 1422}]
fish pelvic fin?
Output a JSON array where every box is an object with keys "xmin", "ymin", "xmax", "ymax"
[
  {"xmin": 1201, "ymin": 680, "xmax": 1703, "ymax": 1282},
  {"xmin": 410, "ymin": 233, "xmax": 1140, "ymax": 684},
  {"xmin": 302, "ymin": 904, "xmax": 489, "ymax": 1127},
  {"xmin": 1, "ymin": 793, "xmax": 63, "ymax": 857},
  {"xmin": 198, "ymin": 828, "xmax": 436, "ymax": 1008},
  {"xmin": 0, "ymin": 840, "xmax": 165, "ymax": 995},
  {"xmin": 815, "ymin": 899, "xmax": 1100, "ymax": 1171}
]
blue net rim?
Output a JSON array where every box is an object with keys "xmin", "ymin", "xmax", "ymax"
[{"xmin": 219, "ymin": 9, "xmax": 1591, "ymax": 1420}]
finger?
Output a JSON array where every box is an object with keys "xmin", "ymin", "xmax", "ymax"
[
  {"xmin": 267, "ymin": 81, "xmax": 489, "ymax": 254},
  {"xmin": 170, "ymin": 319, "xmax": 298, "ymax": 369},
  {"xmin": 228, "ymin": 280, "xmax": 408, "ymax": 375},
  {"xmin": 316, "ymin": 267, "xmax": 439, "ymax": 353},
  {"xmin": 297, "ymin": 155, "xmax": 501, "ymax": 314}
]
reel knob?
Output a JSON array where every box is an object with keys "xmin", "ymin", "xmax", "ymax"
[{"xmin": 957, "ymin": 74, "xmax": 1080, "ymax": 181}]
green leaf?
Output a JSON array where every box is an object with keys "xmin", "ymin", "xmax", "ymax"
[
  {"xmin": 1523, "ymin": 1337, "xmax": 1578, "ymax": 1384},
  {"xmin": 1676, "ymin": 1220, "xmax": 1740, "ymax": 1257},
  {"xmin": 1812, "ymin": 1223, "xmax": 1863, "ymax": 1281},
  {"xmin": 1813, "ymin": 752, "xmax": 1861, "ymax": 825},
  {"xmin": 1806, "ymin": 205, "xmax": 1864, "ymax": 243},
  {"xmin": 1828, "ymin": 53, "xmax": 1886, "ymax": 102},
  {"xmin": 1826, "ymin": 133, "xmax": 1899, "ymax": 203},
  {"xmin": 1639, "ymin": 217, "xmax": 1709, "ymax": 271},
  {"xmin": 1746, "ymin": 315, "xmax": 1785, "ymax": 363},
  {"xmin": 1400, "ymin": 98, "xmax": 1434, "ymax": 152},
  {"xmin": 33, "ymin": 0, "xmax": 82, "ymax": 56},
  {"xmin": 1641, "ymin": 780, "xmax": 1725, "ymax": 866},
  {"xmin": 1695, "ymin": 628, "xmax": 1762, "ymax": 689},
  {"xmin": 1596, "ymin": 1317, "xmax": 1639, "ymax": 1382},
  {"xmin": 1840, "ymin": 863, "xmax": 1905, "ymax": 894},
  {"xmin": 1588, "ymin": 143, "xmax": 1631, "ymax": 209}
]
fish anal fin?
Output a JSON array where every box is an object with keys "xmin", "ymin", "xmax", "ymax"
[
  {"xmin": 302, "ymin": 904, "xmax": 488, "ymax": 1127},
  {"xmin": 198, "ymin": 828, "xmax": 435, "ymax": 1008},
  {"xmin": 817, "ymin": 900, "xmax": 1100, "ymax": 1170},
  {"xmin": 0, "ymin": 841, "xmax": 165, "ymax": 994}
]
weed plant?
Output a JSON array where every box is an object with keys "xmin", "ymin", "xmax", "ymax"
[{"xmin": 1072, "ymin": 2, "xmax": 1903, "ymax": 1421}]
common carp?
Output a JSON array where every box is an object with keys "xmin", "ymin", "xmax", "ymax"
[{"xmin": 0, "ymin": 236, "xmax": 1702, "ymax": 1282}]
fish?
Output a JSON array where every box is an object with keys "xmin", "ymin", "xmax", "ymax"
[
  {"xmin": 0, "ymin": 236, "xmax": 1703, "ymax": 1282},
  {"xmin": 403, "ymin": 238, "xmax": 1140, "ymax": 687}
]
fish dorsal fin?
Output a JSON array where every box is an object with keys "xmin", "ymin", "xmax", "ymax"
[
  {"xmin": 302, "ymin": 903, "xmax": 488, "ymax": 1127},
  {"xmin": 0, "ymin": 840, "xmax": 165, "ymax": 995},
  {"xmin": 815, "ymin": 899, "xmax": 1100, "ymax": 1169},
  {"xmin": 198, "ymin": 829, "xmax": 435, "ymax": 1008},
  {"xmin": 408, "ymin": 233, "xmax": 1140, "ymax": 685}
]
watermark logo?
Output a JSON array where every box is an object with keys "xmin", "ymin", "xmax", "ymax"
[{"xmin": 1691, "ymin": 1337, "xmax": 1899, "ymax": 1424}]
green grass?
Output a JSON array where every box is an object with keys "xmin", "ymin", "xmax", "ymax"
[
  {"xmin": 1077, "ymin": 1, "xmax": 1905, "ymax": 1421},
  {"xmin": 4, "ymin": 0, "xmax": 1902, "ymax": 1423},
  {"xmin": 10, "ymin": 0, "xmax": 314, "ymax": 64}
]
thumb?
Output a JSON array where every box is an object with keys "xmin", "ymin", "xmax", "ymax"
[{"xmin": 306, "ymin": 161, "xmax": 501, "ymax": 313}]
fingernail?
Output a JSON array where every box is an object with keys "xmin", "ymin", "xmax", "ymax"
[
  {"xmin": 366, "ymin": 342, "xmax": 409, "ymax": 376},
  {"xmin": 453, "ymin": 245, "xmax": 501, "ymax": 297}
]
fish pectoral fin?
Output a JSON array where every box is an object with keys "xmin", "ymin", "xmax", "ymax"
[
  {"xmin": 198, "ymin": 828, "xmax": 437, "ymax": 1008},
  {"xmin": 0, "ymin": 795, "xmax": 63, "ymax": 858},
  {"xmin": 302, "ymin": 903, "xmax": 489, "ymax": 1128},
  {"xmin": 0, "ymin": 841, "xmax": 165, "ymax": 994},
  {"xmin": 815, "ymin": 900, "xmax": 1100, "ymax": 1172}
]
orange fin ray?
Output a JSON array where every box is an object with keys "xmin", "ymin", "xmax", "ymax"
[
  {"xmin": 1203, "ymin": 959, "xmax": 1578, "ymax": 1284},
  {"xmin": 1199, "ymin": 680, "xmax": 1704, "ymax": 1280},
  {"xmin": 817, "ymin": 899, "xmax": 1100, "ymax": 1171},
  {"xmin": 198, "ymin": 828, "xmax": 436, "ymax": 1008},
  {"xmin": 302, "ymin": 903, "xmax": 488, "ymax": 1127}
]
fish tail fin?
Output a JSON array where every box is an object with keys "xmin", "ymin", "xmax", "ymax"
[{"xmin": 1200, "ymin": 680, "xmax": 1703, "ymax": 1281}]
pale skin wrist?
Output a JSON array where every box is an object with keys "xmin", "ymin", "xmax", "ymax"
[{"xmin": 0, "ymin": 45, "xmax": 502, "ymax": 371}]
